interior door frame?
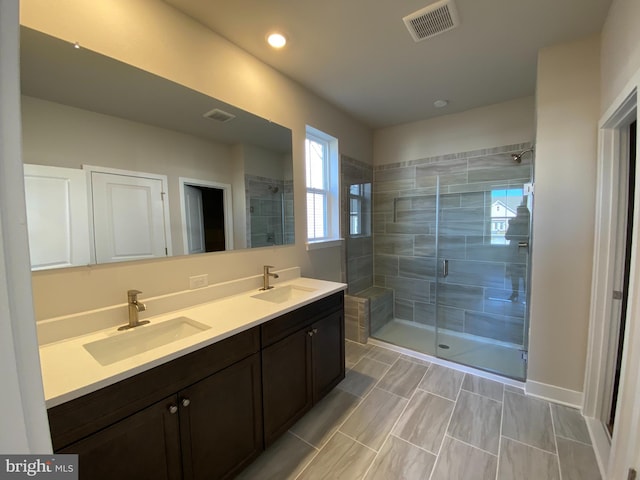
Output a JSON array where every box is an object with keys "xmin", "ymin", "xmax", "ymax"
[
  {"xmin": 178, "ymin": 177, "xmax": 234, "ymax": 253},
  {"xmin": 584, "ymin": 72, "xmax": 640, "ymax": 478},
  {"xmin": 84, "ymin": 165, "xmax": 172, "ymax": 263}
]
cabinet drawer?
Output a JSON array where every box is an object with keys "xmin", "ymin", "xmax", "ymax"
[
  {"xmin": 49, "ymin": 326, "xmax": 260, "ymax": 450},
  {"xmin": 261, "ymin": 291, "xmax": 344, "ymax": 347}
]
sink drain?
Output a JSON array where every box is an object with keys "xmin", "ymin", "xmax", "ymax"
[{"xmin": 438, "ymin": 344, "xmax": 450, "ymax": 349}]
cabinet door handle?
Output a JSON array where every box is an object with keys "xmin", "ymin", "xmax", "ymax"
[
  {"xmin": 181, "ymin": 398, "xmax": 191, "ymax": 408},
  {"xmin": 168, "ymin": 404, "xmax": 178, "ymax": 414},
  {"xmin": 307, "ymin": 330, "xmax": 314, "ymax": 337},
  {"xmin": 313, "ymin": 328, "xmax": 318, "ymax": 334}
]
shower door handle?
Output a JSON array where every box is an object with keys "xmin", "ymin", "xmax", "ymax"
[{"xmin": 442, "ymin": 259, "xmax": 449, "ymax": 278}]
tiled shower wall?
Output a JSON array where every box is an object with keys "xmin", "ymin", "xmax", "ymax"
[
  {"xmin": 342, "ymin": 155, "xmax": 396, "ymax": 344},
  {"xmin": 341, "ymin": 155, "xmax": 374, "ymax": 294},
  {"xmin": 373, "ymin": 143, "xmax": 533, "ymax": 346},
  {"xmin": 245, "ymin": 175, "xmax": 294, "ymax": 248}
]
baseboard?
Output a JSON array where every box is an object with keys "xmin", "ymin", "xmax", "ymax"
[
  {"xmin": 585, "ymin": 416, "xmax": 610, "ymax": 479},
  {"xmin": 525, "ymin": 380, "xmax": 583, "ymax": 408}
]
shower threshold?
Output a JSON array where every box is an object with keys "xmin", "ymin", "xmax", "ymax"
[{"xmin": 371, "ymin": 319, "xmax": 526, "ymax": 381}]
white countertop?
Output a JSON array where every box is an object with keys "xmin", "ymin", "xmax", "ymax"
[{"xmin": 39, "ymin": 277, "xmax": 346, "ymax": 408}]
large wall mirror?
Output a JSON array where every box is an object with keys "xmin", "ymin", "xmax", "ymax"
[{"xmin": 20, "ymin": 27, "xmax": 294, "ymax": 271}]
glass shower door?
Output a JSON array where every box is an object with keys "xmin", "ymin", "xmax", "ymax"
[{"xmin": 434, "ymin": 181, "xmax": 532, "ymax": 380}]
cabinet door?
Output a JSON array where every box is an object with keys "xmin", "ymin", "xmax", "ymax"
[
  {"xmin": 180, "ymin": 353, "xmax": 263, "ymax": 480},
  {"xmin": 262, "ymin": 327, "xmax": 313, "ymax": 446},
  {"xmin": 312, "ymin": 310, "xmax": 345, "ymax": 403},
  {"xmin": 59, "ymin": 396, "xmax": 182, "ymax": 480}
]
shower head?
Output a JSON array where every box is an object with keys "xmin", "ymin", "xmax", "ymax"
[{"xmin": 511, "ymin": 148, "xmax": 534, "ymax": 164}]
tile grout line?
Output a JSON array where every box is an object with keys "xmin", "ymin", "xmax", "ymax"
[
  {"xmin": 293, "ymin": 350, "xmax": 385, "ymax": 480},
  {"xmin": 360, "ymin": 361, "xmax": 432, "ymax": 479},
  {"xmin": 460, "ymin": 385, "xmax": 504, "ymax": 405},
  {"xmin": 428, "ymin": 367, "xmax": 464, "ymax": 480},
  {"xmin": 368, "ymin": 346, "xmax": 402, "ymax": 367},
  {"xmin": 336, "ymin": 430, "xmax": 378, "ymax": 454},
  {"xmin": 287, "ymin": 430, "xmax": 320, "ymax": 451},
  {"xmin": 443, "ymin": 433, "xmax": 499, "ymax": 458},
  {"xmin": 501, "ymin": 434, "xmax": 561, "ymax": 457},
  {"xmin": 291, "ymin": 439, "xmax": 322, "ymax": 480},
  {"xmin": 554, "ymin": 432, "xmax": 593, "ymax": 447},
  {"xmin": 400, "ymin": 355, "xmax": 433, "ymax": 368},
  {"xmin": 495, "ymin": 382, "xmax": 506, "ymax": 480},
  {"xmin": 549, "ymin": 401, "xmax": 564, "ymax": 480},
  {"xmin": 416, "ymin": 385, "xmax": 459, "ymax": 403},
  {"xmin": 357, "ymin": 353, "xmax": 396, "ymax": 369},
  {"xmin": 294, "ymin": 346, "xmax": 398, "ymax": 479},
  {"xmin": 389, "ymin": 432, "xmax": 441, "ymax": 457}
]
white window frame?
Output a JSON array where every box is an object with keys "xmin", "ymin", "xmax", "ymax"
[
  {"xmin": 349, "ymin": 182, "xmax": 371, "ymax": 237},
  {"xmin": 305, "ymin": 126, "xmax": 341, "ymax": 249}
]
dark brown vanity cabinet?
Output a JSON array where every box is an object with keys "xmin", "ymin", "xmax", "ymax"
[
  {"xmin": 49, "ymin": 328, "xmax": 263, "ymax": 480},
  {"xmin": 59, "ymin": 394, "xmax": 182, "ymax": 480},
  {"xmin": 179, "ymin": 353, "xmax": 263, "ymax": 480},
  {"xmin": 48, "ymin": 291, "xmax": 344, "ymax": 479},
  {"xmin": 262, "ymin": 292, "xmax": 345, "ymax": 446}
]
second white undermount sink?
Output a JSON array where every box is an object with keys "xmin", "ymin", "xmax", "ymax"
[
  {"xmin": 83, "ymin": 316, "xmax": 211, "ymax": 366},
  {"xmin": 251, "ymin": 284, "xmax": 317, "ymax": 304}
]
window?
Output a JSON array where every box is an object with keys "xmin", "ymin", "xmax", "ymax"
[
  {"xmin": 305, "ymin": 126, "xmax": 339, "ymax": 246},
  {"xmin": 349, "ymin": 183, "xmax": 371, "ymax": 236},
  {"xmin": 490, "ymin": 187, "xmax": 525, "ymax": 245}
]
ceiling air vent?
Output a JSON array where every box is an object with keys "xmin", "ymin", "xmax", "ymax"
[
  {"xmin": 403, "ymin": 0, "xmax": 460, "ymax": 42},
  {"xmin": 203, "ymin": 108, "xmax": 236, "ymax": 123}
]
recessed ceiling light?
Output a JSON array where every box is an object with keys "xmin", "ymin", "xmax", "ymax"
[
  {"xmin": 73, "ymin": 42, "xmax": 80, "ymax": 49},
  {"xmin": 433, "ymin": 99, "xmax": 449, "ymax": 108},
  {"xmin": 267, "ymin": 33, "xmax": 287, "ymax": 49}
]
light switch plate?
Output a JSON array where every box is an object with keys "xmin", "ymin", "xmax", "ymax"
[{"xmin": 189, "ymin": 274, "xmax": 208, "ymax": 289}]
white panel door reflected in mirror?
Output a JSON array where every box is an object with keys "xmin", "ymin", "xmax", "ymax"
[
  {"xmin": 90, "ymin": 168, "xmax": 170, "ymax": 264},
  {"xmin": 20, "ymin": 26, "xmax": 294, "ymax": 271},
  {"xmin": 24, "ymin": 164, "xmax": 90, "ymax": 270}
]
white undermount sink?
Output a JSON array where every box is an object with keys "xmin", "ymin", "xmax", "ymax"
[
  {"xmin": 251, "ymin": 284, "xmax": 317, "ymax": 304},
  {"xmin": 83, "ymin": 316, "xmax": 211, "ymax": 366}
]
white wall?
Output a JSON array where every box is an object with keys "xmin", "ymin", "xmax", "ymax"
[
  {"xmin": 21, "ymin": 0, "xmax": 373, "ymax": 320},
  {"xmin": 0, "ymin": 0, "xmax": 51, "ymax": 453},
  {"xmin": 373, "ymin": 96, "xmax": 535, "ymax": 165},
  {"xmin": 243, "ymin": 145, "xmax": 289, "ymax": 180},
  {"xmin": 600, "ymin": 0, "xmax": 640, "ymax": 113},
  {"xmin": 528, "ymin": 34, "xmax": 600, "ymax": 394},
  {"xmin": 22, "ymin": 95, "xmax": 241, "ymax": 255}
]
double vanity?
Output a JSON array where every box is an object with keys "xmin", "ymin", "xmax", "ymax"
[{"xmin": 39, "ymin": 269, "xmax": 346, "ymax": 479}]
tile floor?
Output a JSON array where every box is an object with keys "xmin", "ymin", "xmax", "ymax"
[{"xmin": 237, "ymin": 340, "xmax": 601, "ymax": 480}]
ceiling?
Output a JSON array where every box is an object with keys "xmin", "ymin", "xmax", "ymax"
[
  {"xmin": 164, "ymin": 0, "xmax": 612, "ymax": 128},
  {"xmin": 20, "ymin": 28, "xmax": 292, "ymax": 153}
]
